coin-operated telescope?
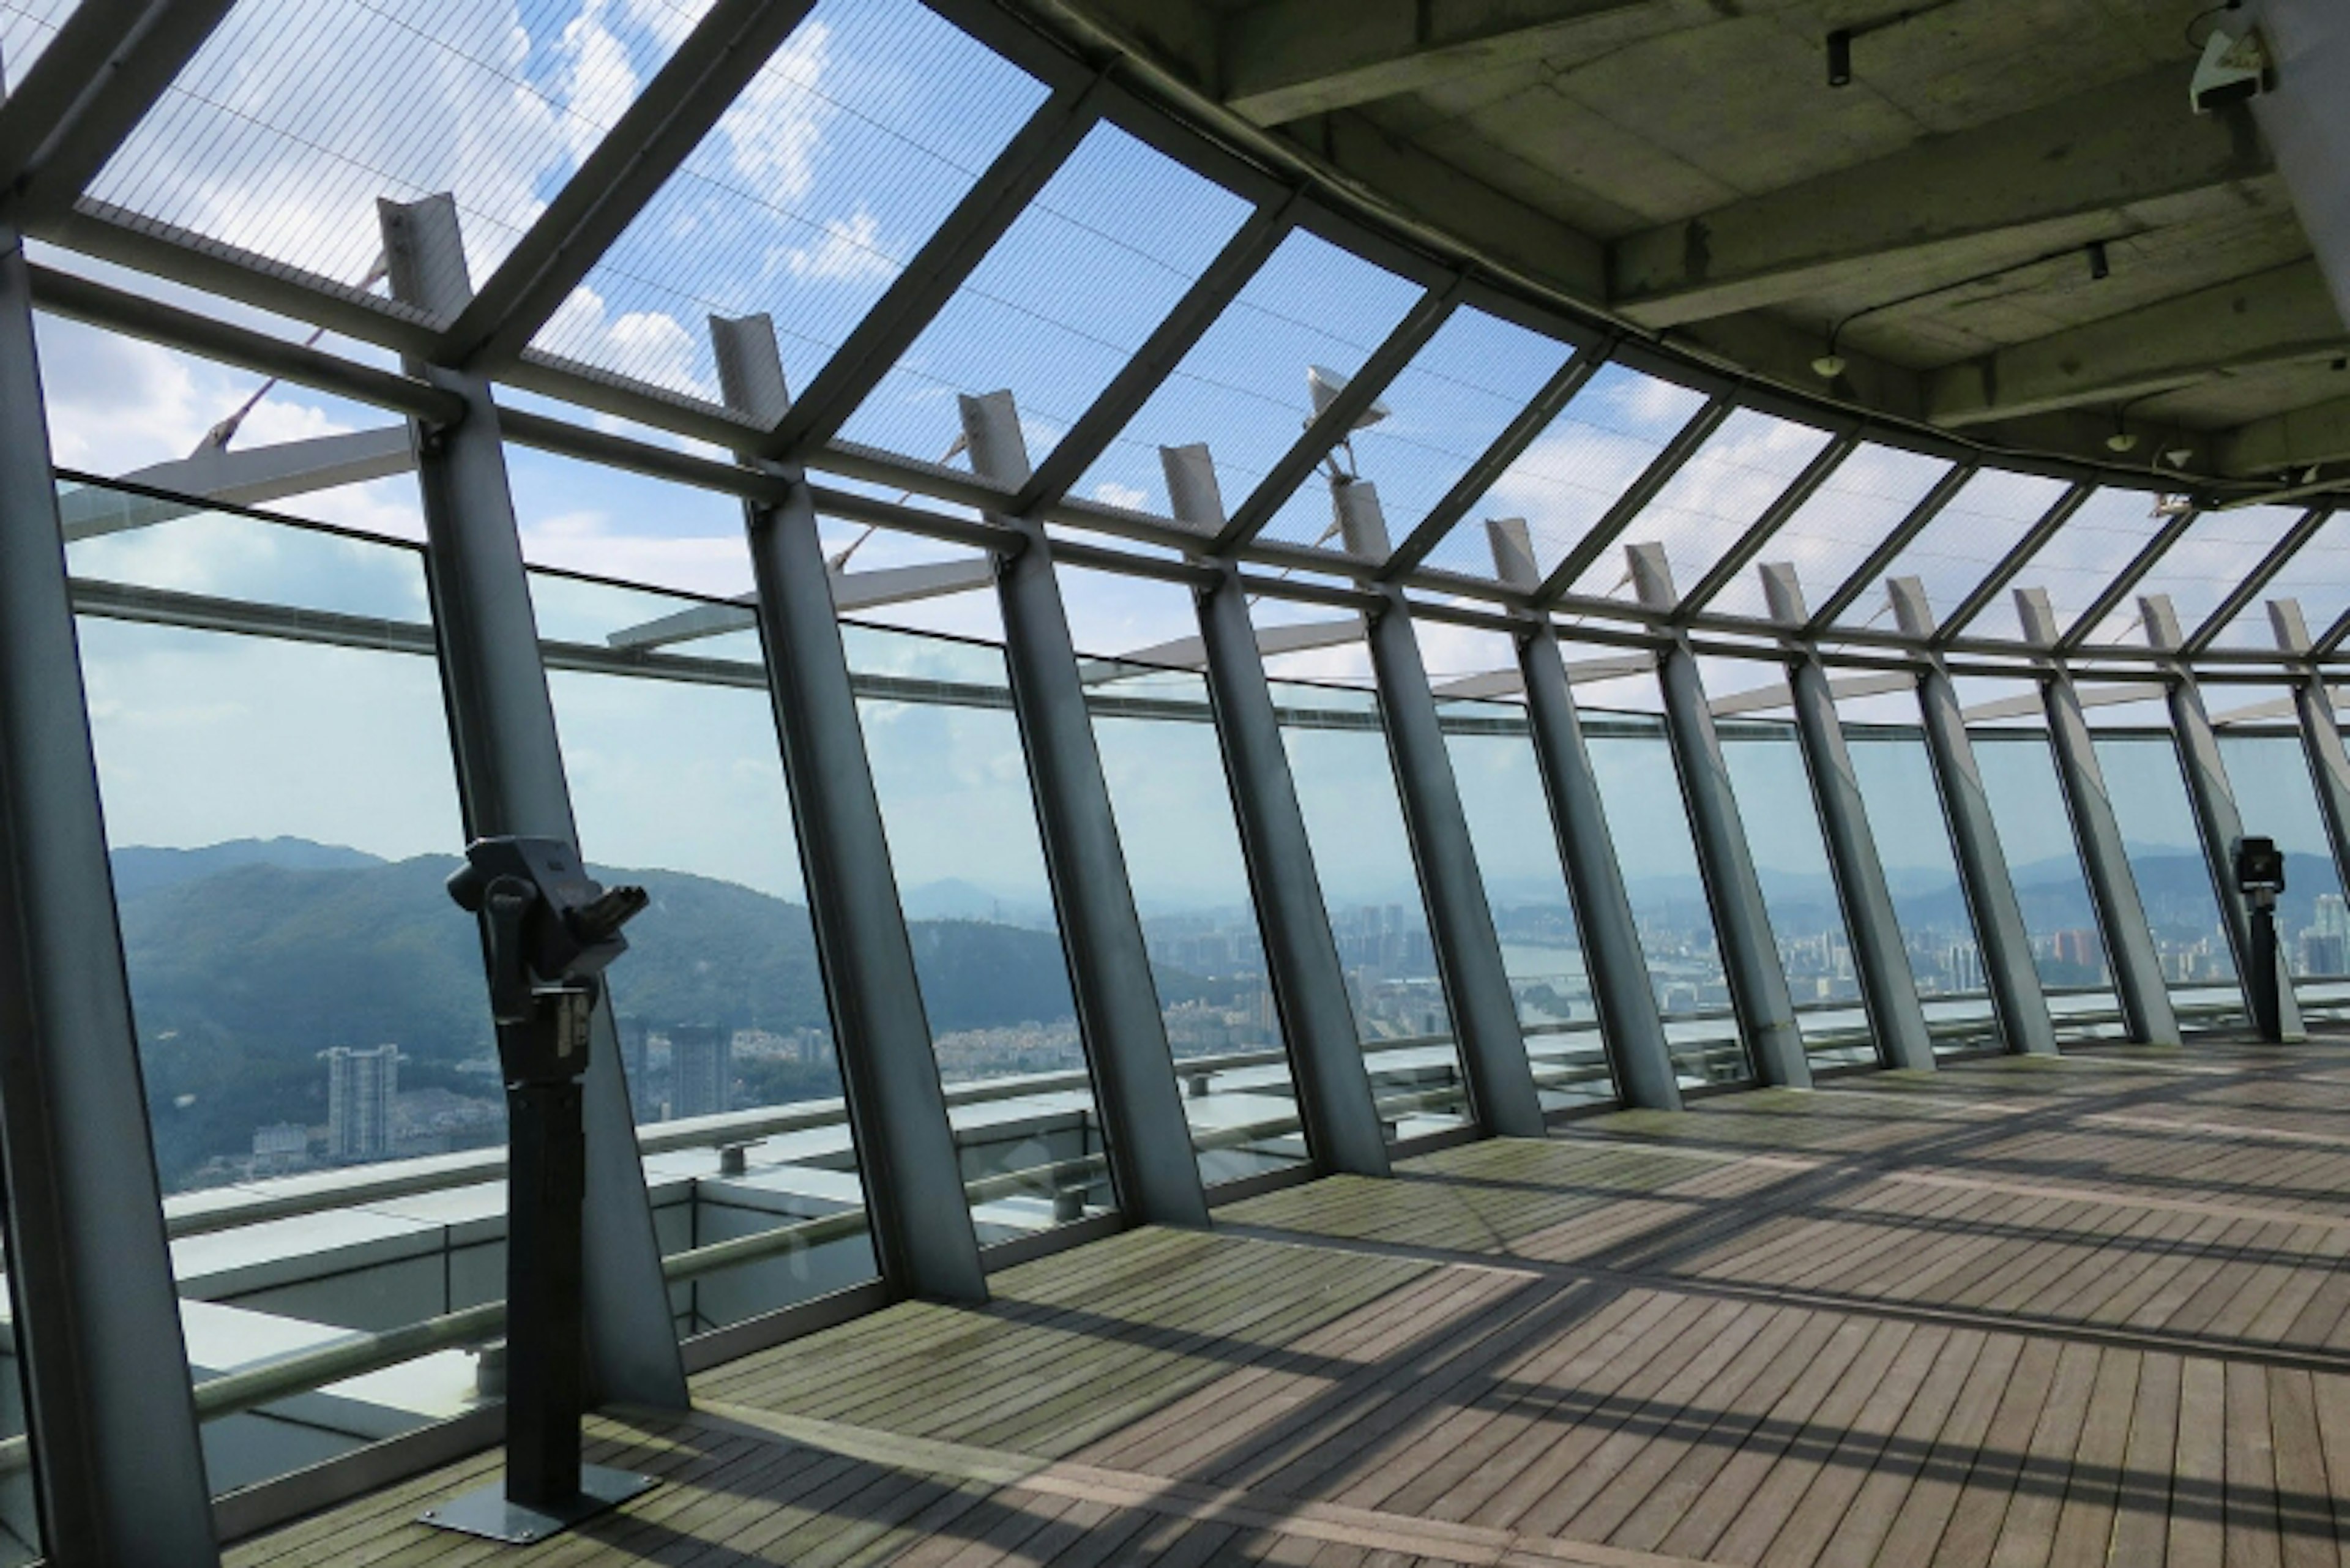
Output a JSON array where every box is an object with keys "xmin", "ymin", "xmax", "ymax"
[
  {"xmin": 2235, "ymin": 835, "xmax": 2286, "ymax": 1044},
  {"xmin": 425, "ymin": 837, "xmax": 651, "ymax": 1544}
]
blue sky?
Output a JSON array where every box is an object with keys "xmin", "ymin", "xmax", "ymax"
[{"xmin": 18, "ymin": 0, "xmax": 2348, "ymax": 913}]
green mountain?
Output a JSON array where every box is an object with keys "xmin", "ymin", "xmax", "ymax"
[{"xmin": 113, "ymin": 844, "xmax": 1095, "ymax": 1185}]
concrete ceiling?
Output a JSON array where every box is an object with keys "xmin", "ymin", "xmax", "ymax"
[{"xmin": 1035, "ymin": 0, "xmax": 2350, "ymax": 481}]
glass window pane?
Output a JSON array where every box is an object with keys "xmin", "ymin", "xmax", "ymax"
[
  {"xmin": 1074, "ymin": 230, "xmax": 1423, "ymax": 522},
  {"xmin": 2083, "ymin": 506, "xmax": 2308, "ymax": 646},
  {"xmin": 1252, "ymin": 310, "xmax": 1575, "ymax": 556},
  {"xmin": 1580, "ymin": 684, "xmax": 1753, "ymax": 1088},
  {"xmin": 1701, "ymin": 442, "xmax": 1952, "ymax": 621},
  {"xmin": 93, "ymin": 0, "xmax": 726, "ymax": 289},
  {"xmin": 1961, "ymin": 487, "xmax": 2176, "ymax": 643},
  {"xmin": 1844, "ymin": 718, "xmax": 1999, "ymax": 1053},
  {"xmin": 1717, "ymin": 719, "xmax": 1872, "ymax": 1069},
  {"xmin": 0, "ymin": 0, "xmax": 78, "ymax": 83},
  {"xmin": 533, "ymin": 572, "xmax": 878, "ymax": 1336},
  {"xmin": 1830, "ymin": 468, "xmax": 2070, "ymax": 630},
  {"xmin": 1089, "ymin": 662, "xmax": 1308, "ymax": 1184},
  {"xmin": 838, "ymin": 124, "xmax": 1252, "ymax": 466},
  {"xmin": 2218, "ymin": 731, "xmax": 2350, "ymax": 979},
  {"xmin": 70, "ymin": 487, "xmax": 496, "ymax": 1498},
  {"xmin": 533, "ymin": 0, "xmax": 1048, "ymax": 403},
  {"xmin": 1564, "ymin": 408, "xmax": 1834, "ymax": 602},
  {"xmin": 1970, "ymin": 729, "xmax": 2119, "ymax": 1036},
  {"xmin": 842, "ymin": 619, "xmax": 1111, "ymax": 1241},
  {"xmin": 1441, "ymin": 698, "xmax": 1614, "ymax": 1113},
  {"xmin": 1376, "ymin": 361, "xmax": 1712, "ymax": 583},
  {"xmin": 2204, "ymin": 512, "xmax": 2350, "ymax": 650},
  {"xmin": 1272, "ymin": 678, "xmax": 1473, "ymax": 1141},
  {"xmin": 2092, "ymin": 732, "xmax": 2239, "ymax": 1013}
]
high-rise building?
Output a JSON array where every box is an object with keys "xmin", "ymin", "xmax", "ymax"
[
  {"xmin": 668, "ymin": 1024, "xmax": 731, "ymax": 1120},
  {"xmin": 321, "ymin": 1044, "xmax": 398, "ymax": 1162}
]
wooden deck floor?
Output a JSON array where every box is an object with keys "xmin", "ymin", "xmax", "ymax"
[{"xmin": 234, "ymin": 1039, "xmax": 2350, "ymax": 1566}]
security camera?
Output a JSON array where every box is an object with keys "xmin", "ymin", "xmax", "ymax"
[{"xmin": 2191, "ymin": 22, "xmax": 2272, "ymax": 114}]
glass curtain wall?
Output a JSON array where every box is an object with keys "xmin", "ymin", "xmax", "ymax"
[
  {"xmin": 1579, "ymin": 682, "xmax": 1755, "ymax": 1088},
  {"xmin": 1843, "ymin": 719, "xmax": 2001, "ymax": 1053},
  {"xmin": 1272, "ymin": 678, "xmax": 1474, "ymax": 1140},
  {"xmin": 64, "ymin": 483, "xmax": 496, "ymax": 1497},
  {"xmin": 1086, "ymin": 660, "xmax": 1309, "ymax": 1184},
  {"xmin": 840, "ymin": 619, "xmax": 1114, "ymax": 1240},
  {"xmin": 2091, "ymin": 731, "xmax": 2241, "ymax": 1020},
  {"xmin": 1440, "ymin": 697, "xmax": 1614, "ymax": 1113},
  {"xmin": 2216, "ymin": 729, "xmax": 2350, "ymax": 1009},
  {"xmin": 1969, "ymin": 729, "xmax": 2121, "ymax": 1037},
  {"xmin": 1715, "ymin": 718, "xmax": 1874, "ymax": 1069},
  {"xmin": 531, "ymin": 570, "xmax": 879, "ymax": 1337}
]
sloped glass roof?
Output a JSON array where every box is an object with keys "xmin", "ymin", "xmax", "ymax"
[
  {"xmin": 2080, "ymin": 504, "xmax": 2307, "ymax": 646},
  {"xmin": 529, "ymin": 0, "xmax": 1046, "ymax": 401},
  {"xmin": 1417, "ymin": 362, "xmax": 1710, "ymax": 585},
  {"xmin": 1959, "ymin": 485, "xmax": 2174, "ymax": 643},
  {"xmin": 1828, "ymin": 467, "xmax": 2070, "ymax": 630},
  {"xmin": 2203, "ymin": 509, "xmax": 2350, "ymax": 651},
  {"xmin": 1703, "ymin": 441, "xmax": 1952, "ymax": 621}
]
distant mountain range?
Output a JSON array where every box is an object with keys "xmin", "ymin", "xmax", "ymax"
[{"xmin": 111, "ymin": 838, "xmax": 1089, "ymax": 1185}]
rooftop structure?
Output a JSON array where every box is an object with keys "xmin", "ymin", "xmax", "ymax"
[{"xmin": 0, "ymin": 0, "xmax": 2344, "ymax": 1563}]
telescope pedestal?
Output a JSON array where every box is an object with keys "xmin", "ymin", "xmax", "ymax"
[{"xmin": 423, "ymin": 989, "xmax": 654, "ymax": 1544}]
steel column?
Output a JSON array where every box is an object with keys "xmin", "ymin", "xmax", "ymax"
[
  {"xmin": 2274, "ymin": 601, "xmax": 2350, "ymax": 903},
  {"xmin": 1630, "ymin": 545, "xmax": 1810, "ymax": 1087},
  {"xmin": 1761, "ymin": 566, "xmax": 1935, "ymax": 1072},
  {"xmin": 1336, "ymin": 482, "xmax": 1545, "ymax": 1136},
  {"xmin": 1490, "ymin": 520, "xmax": 1680, "ymax": 1110},
  {"xmin": 380, "ymin": 195, "xmax": 688, "ymax": 1408},
  {"xmin": 710, "ymin": 315, "xmax": 986, "ymax": 1301},
  {"xmin": 1888, "ymin": 578, "xmax": 2059, "ymax": 1056},
  {"xmin": 958, "ymin": 392, "xmax": 1209, "ymax": 1226},
  {"xmin": 1168, "ymin": 447, "xmax": 1390, "ymax": 1174},
  {"xmin": 0, "ymin": 217, "xmax": 218, "ymax": 1568},
  {"xmin": 2017, "ymin": 588, "xmax": 2180, "ymax": 1044},
  {"xmin": 2143, "ymin": 595, "xmax": 2306, "ymax": 1038}
]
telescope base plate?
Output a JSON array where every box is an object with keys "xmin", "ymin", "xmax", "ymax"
[{"xmin": 421, "ymin": 1465, "xmax": 657, "ymax": 1545}]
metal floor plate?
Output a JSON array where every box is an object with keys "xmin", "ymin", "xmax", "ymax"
[{"xmin": 419, "ymin": 1465, "xmax": 658, "ymax": 1545}]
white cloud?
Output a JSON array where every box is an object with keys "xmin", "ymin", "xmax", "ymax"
[
  {"xmin": 541, "ymin": 283, "xmax": 706, "ymax": 398},
  {"xmin": 719, "ymin": 22, "xmax": 834, "ymax": 200},
  {"xmin": 783, "ymin": 208, "xmax": 892, "ymax": 283},
  {"xmin": 1091, "ymin": 481, "xmax": 1148, "ymax": 510}
]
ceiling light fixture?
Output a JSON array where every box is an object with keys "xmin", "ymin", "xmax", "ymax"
[
  {"xmin": 2087, "ymin": 241, "xmax": 2110, "ymax": 281},
  {"xmin": 1826, "ymin": 29, "xmax": 1852, "ymax": 86}
]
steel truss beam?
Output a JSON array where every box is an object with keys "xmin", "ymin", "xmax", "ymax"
[
  {"xmin": 0, "ymin": 212, "xmax": 218, "ymax": 1568},
  {"xmin": 1376, "ymin": 346, "xmax": 1607, "ymax": 581},
  {"xmin": 0, "ymin": 0, "xmax": 238, "ymax": 217},
  {"xmin": 1678, "ymin": 428, "xmax": 1859, "ymax": 617},
  {"xmin": 2184, "ymin": 507, "xmax": 2333, "ymax": 655},
  {"xmin": 766, "ymin": 79, "xmax": 1110, "ymax": 458},
  {"xmin": 710, "ymin": 313, "xmax": 988, "ymax": 1302},
  {"xmin": 381, "ymin": 193, "xmax": 689, "ymax": 1410},
  {"xmin": 1938, "ymin": 483, "xmax": 2092, "ymax": 644},
  {"xmin": 1210, "ymin": 275, "xmax": 1467, "ymax": 553},
  {"xmin": 1888, "ymin": 577, "xmax": 2059, "ymax": 1058},
  {"xmin": 439, "ymin": 0, "xmax": 827, "ymax": 368},
  {"xmin": 1013, "ymin": 192, "xmax": 1302, "ymax": 515},
  {"xmin": 1805, "ymin": 460, "xmax": 1979, "ymax": 633},
  {"xmin": 960, "ymin": 390, "xmax": 1209, "ymax": 1226},
  {"xmin": 1535, "ymin": 394, "xmax": 1733, "ymax": 604}
]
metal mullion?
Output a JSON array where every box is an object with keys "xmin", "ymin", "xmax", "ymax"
[
  {"xmin": 1937, "ymin": 482, "xmax": 2092, "ymax": 644},
  {"xmin": 2183, "ymin": 506, "xmax": 2333, "ymax": 655},
  {"xmin": 1009, "ymin": 191, "xmax": 1302, "ymax": 515},
  {"xmin": 1210, "ymin": 275, "xmax": 1467, "ymax": 554},
  {"xmin": 2057, "ymin": 504, "xmax": 2207, "ymax": 652},
  {"xmin": 2317, "ymin": 602, "xmax": 2350, "ymax": 659},
  {"xmin": 25, "ymin": 261, "xmax": 464, "ymax": 424},
  {"xmin": 2, "ymin": 0, "xmax": 240, "ymax": 218},
  {"xmin": 764, "ymin": 78, "xmax": 1110, "ymax": 457},
  {"xmin": 440, "ymin": 0, "xmax": 825, "ymax": 369},
  {"xmin": 1533, "ymin": 395, "xmax": 1735, "ymax": 604},
  {"xmin": 1677, "ymin": 426, "xmax": 1862, "ymax": 616},
  {"xmin": 1375, "ymin": 346, "xmax": 1610, "ymax": 583},
  {"xmin": 1805, "ymin": 459, "xmax": 1979, "ymax": 632}
]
